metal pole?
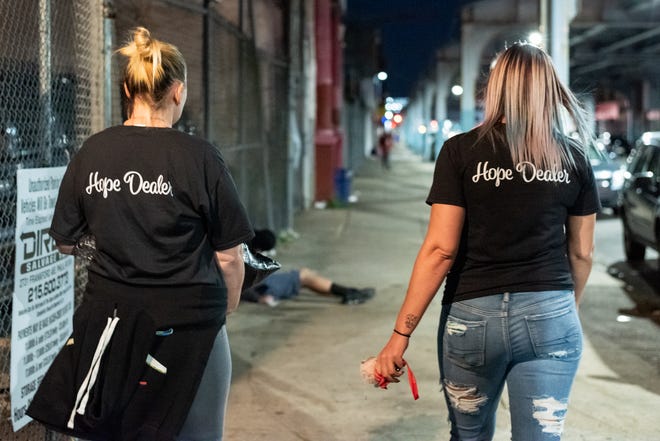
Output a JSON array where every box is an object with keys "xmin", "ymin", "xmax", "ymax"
[
  {"xmin": 237, "ymin": 0, "xmax": 247, "ymax": 208},
  {"xmin": 203, "ymin": 0, "xmax": 211, "ymax": 138},
  {"xmin": 248, "ymin": 0, "xmax": 275, "ymax": 229},
  {"xmin": 39, "ymin": 0, "xmax": 52, "ymax": 166},
  {"xmin": 286, "ymin": 0, "xmax": 301, "ymax": 230},
  {"xmin": 103, "ymin": 1, "xmax": 115, "ymax": 128}
]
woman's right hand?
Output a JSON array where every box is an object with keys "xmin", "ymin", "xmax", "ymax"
[{"xmin": 375, "ymin": 333, "xmax": 409, "ymax": 383}]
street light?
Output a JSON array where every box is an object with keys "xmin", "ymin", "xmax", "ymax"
[
  {"xmin": 377, "ymin": 71, "xmax": 388, "ymax": 81},
  {"xmin": 529, "ymin": 31, "xmax": 544, "ymax": 47}
]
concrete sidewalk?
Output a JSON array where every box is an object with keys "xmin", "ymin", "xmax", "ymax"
[{"xmin": 225, "ymin": 148, "xmax": 658, "ymax": 441}]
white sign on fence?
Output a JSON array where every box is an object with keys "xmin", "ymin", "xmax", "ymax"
[{"xmin": 11, "ymin": 167, "xmax": 74, "ymax": 431}]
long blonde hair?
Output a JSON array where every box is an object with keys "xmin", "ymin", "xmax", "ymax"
[
  {"xmin": 117, "ymin": 27, "xmax": 186, "ymax": 113},
  {"xmin": 478, "ymin": 42, "xmax": 592, "ymax": 171}
]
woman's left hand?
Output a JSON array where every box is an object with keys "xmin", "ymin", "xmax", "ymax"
[{"xmin": 375, "ymin": 333, "xmax": 409, "ymax": 383}]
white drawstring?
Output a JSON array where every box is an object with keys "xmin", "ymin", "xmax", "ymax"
[{"xmin": 67, "ymin": 316, "xmax": 120, "ymax": 429}]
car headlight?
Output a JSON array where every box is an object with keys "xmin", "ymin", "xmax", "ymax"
[
  {"xmin": 593, "ymin": 169, "xmax": 612, "ymax": 180},
  {"xmin": 611, "ymin": 168, "xmax": 626, "ymax": 190}
]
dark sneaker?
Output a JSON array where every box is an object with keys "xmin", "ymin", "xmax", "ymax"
[{"xmin": 342, "ymin": 288, "xmax": 375, "ymax": 305}]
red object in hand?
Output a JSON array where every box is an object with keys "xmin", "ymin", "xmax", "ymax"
[{"xmin": 371, "ymin": 359, "xmax": 419, "ymax": 400}]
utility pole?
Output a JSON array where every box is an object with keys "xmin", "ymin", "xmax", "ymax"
[{"xmin": 542, "ymin": 0, "xmax": 577, "ymax": 85}]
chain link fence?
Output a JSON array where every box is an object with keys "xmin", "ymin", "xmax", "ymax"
[
  {"xmin": 0, "ymin": 0, "xmax": 103, "ymax": 439},
  {"xmin": 1, "ymin": 0, "xmax": 293, "ymax": 438},
  {"xmin": 206, "ymin": 1, "xmax": 291, "ymax": 231}
]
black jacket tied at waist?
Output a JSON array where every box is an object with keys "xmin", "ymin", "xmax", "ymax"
[{"xmin": 27, "ymin": 272, "xmax": 227, "ymax": 441}]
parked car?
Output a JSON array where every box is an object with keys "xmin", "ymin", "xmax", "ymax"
[
  {"xmin": 588, "ymin": 144, "xmax": 626, "ymax": 214},
  {"xmin": 620, "ymin": 132, "xmax": 660, "ymax": 262},
  {"xmin": 596, "ymin": 132, "xmax": 632, "ymax": 158}
]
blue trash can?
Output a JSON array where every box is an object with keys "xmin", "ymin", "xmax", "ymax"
[{"xmin": 334, "ymin": 168, "xmax": 352, "ymax": 204}]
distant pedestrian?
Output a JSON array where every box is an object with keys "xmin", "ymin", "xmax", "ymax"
[
  {"xmin": 374, "ymin": 42, "xmax": 600, "ymax": 440},
  {"xmin": 378, "ymin": 131, "xmax": 394, "ymax": 169},
  {"xmin": 27, "ymin": 27, "xmax": 253, "ymax": 441}
]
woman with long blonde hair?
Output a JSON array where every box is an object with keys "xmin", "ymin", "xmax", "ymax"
[{"xmin": 375, "ymin": 42, "xmax": 600, "ymax": 440}]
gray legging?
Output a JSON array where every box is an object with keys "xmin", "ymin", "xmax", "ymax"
[{"xmin": 177, "ymin": 325, "xmax": 231, "ymax": 441}]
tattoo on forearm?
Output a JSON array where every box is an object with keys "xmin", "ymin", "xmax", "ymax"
[{"xmin": 405, "ymin": 314, "xmax": 419, "ymax": 331}]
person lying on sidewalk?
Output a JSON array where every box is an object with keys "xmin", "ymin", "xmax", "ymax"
[{"xmin": 241, "ymin": 229, "xmax": 375, "ymax": 307}]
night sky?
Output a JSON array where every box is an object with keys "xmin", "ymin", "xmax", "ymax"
[{"xmin": 346, "ymin": 0, "xmax": 471, "ymax": 97}]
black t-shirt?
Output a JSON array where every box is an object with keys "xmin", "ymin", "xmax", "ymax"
[
  {"xmin": 426, "ymin": 125, "xmax": 601, "ymax": 303},
  {"xmin": 50, "ymin": 125, "xmax": 254, "ymax": 286}
]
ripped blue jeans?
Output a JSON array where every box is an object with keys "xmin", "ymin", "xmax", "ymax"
[{"xmin": 438, "ymin": 290, "xmax": 582, "ymax": 441}]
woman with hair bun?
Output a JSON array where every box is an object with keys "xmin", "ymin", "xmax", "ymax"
[
  {"xmin": 28, "ymin": 27, "xmax": 253, "ymax": 441},
  {"xmin": 374, "ymin": 42, "xmax": 600, "ymax": 440}
]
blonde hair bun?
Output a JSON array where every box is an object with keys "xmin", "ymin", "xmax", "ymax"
[
  {"xmin": 131, "ymin": 27, "xmax": 161, "ymax": 62},
  {"xmin": 117, "ymin": 26, "xmax": 185, "ymax": 109}
]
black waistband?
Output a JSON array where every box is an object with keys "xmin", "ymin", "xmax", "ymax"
[{"xmin": 85, "ymin": 272, "xmax": 227, "ymax": 328}]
